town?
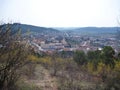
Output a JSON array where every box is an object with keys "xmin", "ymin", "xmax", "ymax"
[{"xmin": 26, "ymin": 30, "xmax": 120, "ymax": 54}]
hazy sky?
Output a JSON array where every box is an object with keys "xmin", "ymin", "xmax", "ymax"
[{"xmin": 0, "ymin": 0, "xmax": 120, "ymax": 27}]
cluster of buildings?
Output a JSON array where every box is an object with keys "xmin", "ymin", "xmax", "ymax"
[
  {"xmin": 29, "ymin": 35, "xmax": 73, "ymax": 54},
  {"xmin": 26, "ymin": 32, "xmax": 120, "ymax": 54}
]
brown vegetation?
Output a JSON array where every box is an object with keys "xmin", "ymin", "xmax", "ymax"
[{"xmin": 0, "ymin": 23, "xmax": 120, "ymax": 90}]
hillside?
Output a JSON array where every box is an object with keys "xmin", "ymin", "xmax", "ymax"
[
  {"xmin": 0, "ymin": 23, "xmax": 61, "ymax": 34},
  {"xmin": 1, "ymin": 24, "xmax": 119, "ymax": 35},
  {"xmin": 58, "ymin": 27, "xmax": 120, "ymax": 34}
]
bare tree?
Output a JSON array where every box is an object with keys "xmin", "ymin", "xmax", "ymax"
[{"xmin": 0, "ymin": 23, "xmax": 30, "ymax": 90}]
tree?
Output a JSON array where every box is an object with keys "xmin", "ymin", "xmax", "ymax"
[
  {"xmin": 117, "ymin": 52, "xmax": 120, "ymax": 60},
  {"xmin": 73, "ymin": 50, "xmax": 87, "ymax": 66},
  {"xmin": 102, "ymin": 46, "xmax": 115, "ymax": 68},
  {"xmin": 50, "ymin": 53, "xmax": 63, "ymax": 76},
  {"xmin": 0, "ymin": 23, "xmax": 30, "ymax": 90},
  {"xmin": 87, "ymin": 50, "xmax": 102, "ymax": 70}
]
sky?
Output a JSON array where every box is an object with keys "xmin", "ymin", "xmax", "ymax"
[{"xmin": 0, "ymin": 0, "xmax": 120, "ymax": 27}]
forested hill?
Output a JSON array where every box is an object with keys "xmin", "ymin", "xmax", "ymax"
[
  {"xmin": 1, "ymin": 23, "xmax": 120, "ymax": 35},
  {"xmin": 0, "ymin": 23, "xmax": 61, "ymax": 34},
  {"xmin": 61, "ymin": 27, "xmax": 120, "ymax": 34}
]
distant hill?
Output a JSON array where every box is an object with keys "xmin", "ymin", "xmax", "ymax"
[
  {"xmin": 0, "ymin": 23, "xmax": 61, "ymax": 34},
  {"xmin": 58, "ymin": 27, "xmax": 120, "ymax": 34},
  {"xmin": 1, "ymin": 24, "xmax": 120, "ymax": 35}
]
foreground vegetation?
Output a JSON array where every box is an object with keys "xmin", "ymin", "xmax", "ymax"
[
  {"xmin": 34, "ymin": 47, "xmax": 120, "ymax": 90},
  {"xmin": 0, "ymin": 24, "xmax": 120, "ymax": 90}
]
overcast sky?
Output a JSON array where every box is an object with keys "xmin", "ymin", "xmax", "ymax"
[{"xmin": 0, "ymin": 0, "xmax": 120, "ymax": 27}]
